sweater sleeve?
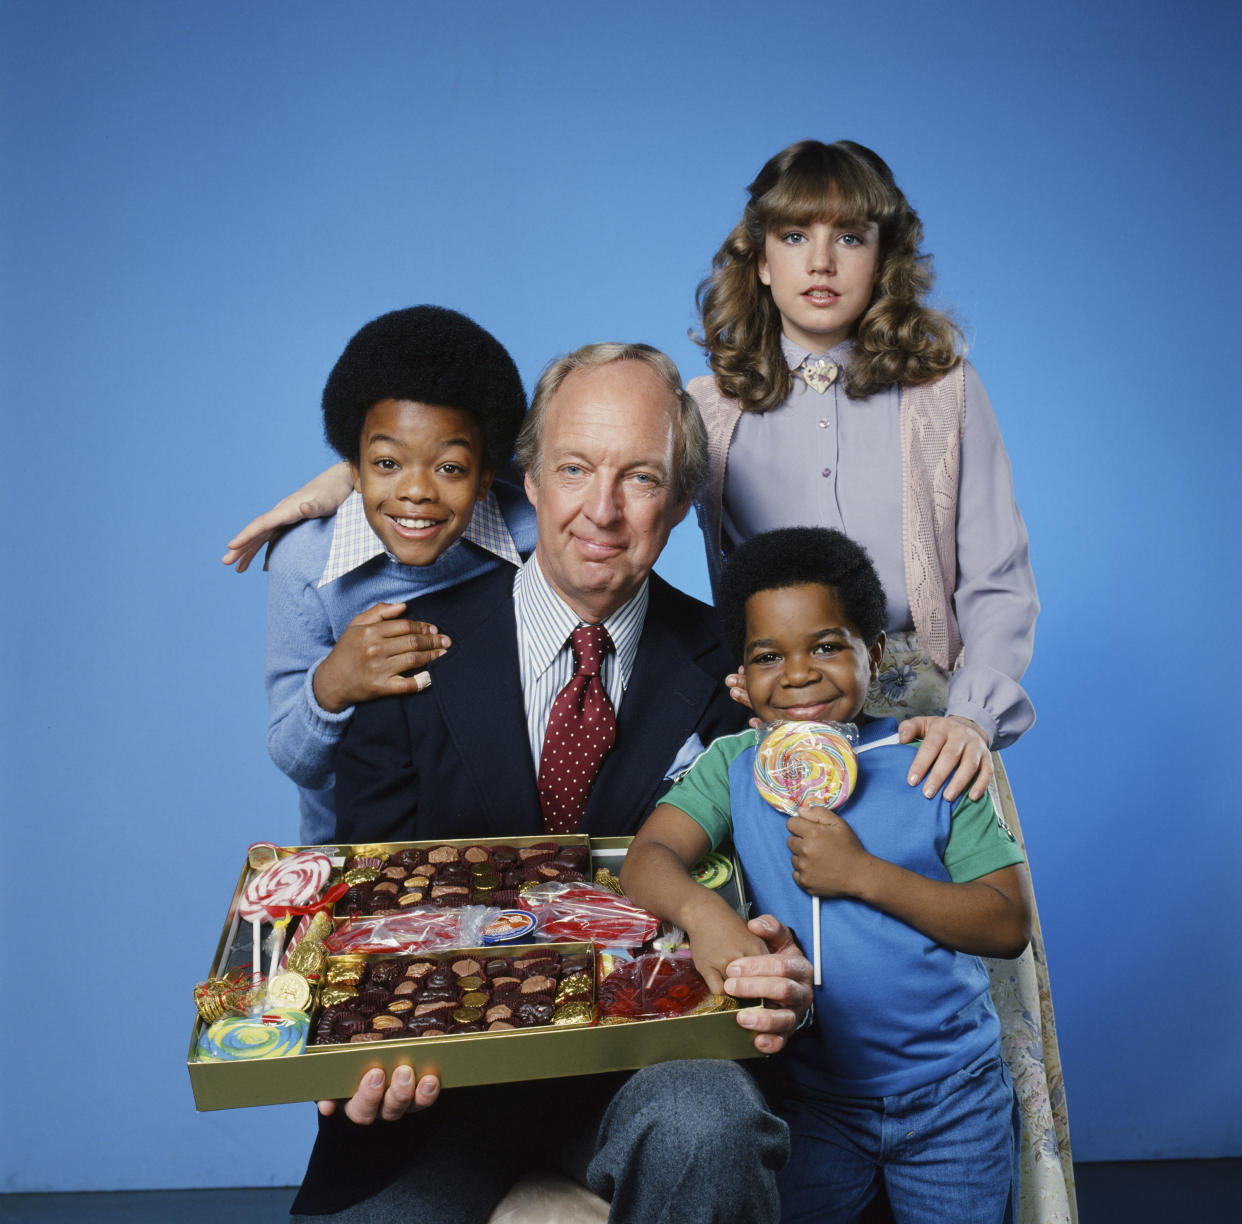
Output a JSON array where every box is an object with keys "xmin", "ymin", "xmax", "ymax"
[
  {"xmin": 945, "ymin": 365, "xmax": 1039, "ymax": 747},
  {"xmin": 264, "ymin": 521, "xmax": 355, "ymax": 790}
]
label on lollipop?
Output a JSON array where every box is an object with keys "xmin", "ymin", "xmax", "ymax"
[{"xmin": 753, "ymin": 721, "xmax": 858, "ymax": 814}]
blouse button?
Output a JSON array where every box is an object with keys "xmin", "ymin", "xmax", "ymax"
[
  {"xmin": 821, "ymin": 468, "xmax": 831, "ymax": 478},
  {"xmin": 818, "ymin": 419, "xmax": 829, "ymax": 428}
]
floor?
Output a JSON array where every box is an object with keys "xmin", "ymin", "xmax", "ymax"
[{"xmin": 1, "ymin": 1160, "xmax": 1239, "ymax": 1221}]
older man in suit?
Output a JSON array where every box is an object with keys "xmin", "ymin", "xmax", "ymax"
[{"xmin": 291, "ymin": 344, "xmax": 811, "ymax": 1222}]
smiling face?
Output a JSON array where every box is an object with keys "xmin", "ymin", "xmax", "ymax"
[
  {"xmin": 351, "ymin": 399, "xmax": 493, "ymax": 567},
  {"xmin": 757, "ymin": 217, "xmax": 880, "ymax": 353},
  {"xmin": 524, "ymin": 360, "xmax": 691, "ymax": 623},
  {"xmin": 742, "ymin": 582, "xmax": 885, "ymax": 726}
]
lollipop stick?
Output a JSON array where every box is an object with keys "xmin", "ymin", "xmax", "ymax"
[
  {"xmin": 812, "ymin": 896, "xmax": 822, "ymax": 987},
  {"xmin": 267, "ymin": 915, "xmax": 292, "ymax": 988},
  {"xmin": 251, "ymin": 918, "xmax": 263, "ymax": 983}
]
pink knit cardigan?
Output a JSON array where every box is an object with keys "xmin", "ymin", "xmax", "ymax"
[{"xmin": 688, "ymin": 365, "xmax": 967, "ymax": 671}]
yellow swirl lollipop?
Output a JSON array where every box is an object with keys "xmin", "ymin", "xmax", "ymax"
[
  {"xmin": 753, "ymin": 720, "xmax": 859, "ymax": 990},
  {"xmin": 754, "ymin": 721, "xmax": 858, "ymax": 814}
]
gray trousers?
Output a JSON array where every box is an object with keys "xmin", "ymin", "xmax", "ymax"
[{"xmin": 292, "ymin": 1060, "xmax": 789, "ymax": 1224}]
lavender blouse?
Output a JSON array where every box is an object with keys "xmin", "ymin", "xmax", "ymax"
[{"xmin": 720, "ymin": 338, "xmax": 1037, "ymax": 747}]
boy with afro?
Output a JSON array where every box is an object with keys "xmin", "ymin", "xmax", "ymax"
[
  {"xmin": 265, "ymin": 306, "xmax": 535, "ymax": 843},
  {"xmin": 622, "ymin": 526, "xmax": 1032, "ymax": 1223}
]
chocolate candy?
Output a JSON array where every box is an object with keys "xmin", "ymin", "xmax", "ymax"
[{"xmin": 515, "ymin": 998, "xmax": 555, "ymax": 1026}]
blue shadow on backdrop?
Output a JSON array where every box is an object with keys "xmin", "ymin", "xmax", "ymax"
[{"xmin": 1, "ymin": 0, "xmax": 1239, "ymax": 1193}]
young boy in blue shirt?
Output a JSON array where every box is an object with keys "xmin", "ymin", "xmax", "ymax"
[
  {"xmin": 264, "ymin": 306, "xmax": 536, "ymax": 843},
  {"xmin": 622, "ymin": 526, "xmax": 1032, "ymax": 1223}
]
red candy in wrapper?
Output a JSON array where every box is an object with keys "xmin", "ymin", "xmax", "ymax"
[
  {"xmin": 517, "ymin": 882, "xmax": 660, "ymax": 946},
  {"xmin": 322, "ymin": 906, "xmax": 490, "ymax": 955},
  {"xmin": 598, "ymin": 951, "xmax": 710, "ymax": 1019}
]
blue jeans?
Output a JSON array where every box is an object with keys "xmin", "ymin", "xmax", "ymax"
[{"xmin": 777, "ymin": 1052, "xmax": 1019, "ymax": 1224}]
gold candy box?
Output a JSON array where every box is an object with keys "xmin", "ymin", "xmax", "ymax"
[{"xmin": 187, "ymin": 835, "xmax": 763, "ymax": 1111}]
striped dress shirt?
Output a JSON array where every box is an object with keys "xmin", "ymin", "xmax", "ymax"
[{"xmin": 513, "ymin": 554, "xmax": 648, "ymax": 770}]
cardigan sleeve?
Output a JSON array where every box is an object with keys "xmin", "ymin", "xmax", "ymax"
[{"xmin": 944, "ymin": 365, "xmax": 1039, "ymax": 747}]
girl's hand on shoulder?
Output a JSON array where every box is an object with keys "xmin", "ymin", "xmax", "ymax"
[
  {"xmin": 787, "ymin": 805, "xmax": 871, "ymax": 898},
  {"xmin": 221, "ymin": 461, "xmax": 355, "ymax": 572},
  {"xmin": 724, "ymin": 667, "xmax": 754, "ymax": 712},
  {"xmin": 898, "ymin": 714, "xmax": 992, "ymax": 802}
]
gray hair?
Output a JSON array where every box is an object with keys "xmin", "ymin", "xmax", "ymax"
[{"xmin": 515, "ymin": 342, "xmax": 708, "ymax": 501}]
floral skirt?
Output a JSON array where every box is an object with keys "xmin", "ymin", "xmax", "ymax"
[{"xmin": 866, "ymin": 632, "xmax": 1077, "ymax": 1224}]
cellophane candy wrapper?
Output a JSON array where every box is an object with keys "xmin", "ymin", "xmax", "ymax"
[
  {"xmin": 753, "ymin": 719, "xmax": 859, "ymax": 815},
  {"xmin": 322, "ymin": 905, "xmax": 490, "ymax": 955},
  {"xmin": 598, "ymin": 950, "xmax": 711, "ymax": 1019},
  {"xmin": 518, "ymin": 881, "xmax": 660, "ymax": 946}
]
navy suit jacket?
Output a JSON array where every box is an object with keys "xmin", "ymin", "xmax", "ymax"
[{"xmin": 333, "ymin": 564, "xmax": 745, "ymax": 845}]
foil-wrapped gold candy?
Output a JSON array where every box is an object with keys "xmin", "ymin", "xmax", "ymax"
[
  {"xmin": 555, "ymin": 973, "xmax": 594, "ymax": 1005},
  {"xmin": 267, "ymin": 970, "xmax": 312, "ymax": 1011},
  {"xmin": 325, "ymin": 962, "xmax": 364, "ymax": 988},
  {"xmin": 306, "ymin": 910, "xmax": 333, "ymax": 942},
  {"xmin": 193, "ymin": 971, "xmax": 261, "ymax": 1023},
  {"xmin": 693, "ymin": 993, "xmax": 739, "ymax": 1015},
  {"xmin": 343, "ymin": 866, "xmax": 380, "ymax": 886},
  {"xmin": 593, "ymin": 868, "xmax": 625, "ymax": 895},
  {"xmin": 287, "ymin": 938, "xmax": 327, "ymax": 980},
  {"xmin": 551, "ymin": 1002, "xmax": 594, "ymax": 1027},
  {"xmin": 320, "ymin": 986, "xmax": 357, "ymax": 1007}
]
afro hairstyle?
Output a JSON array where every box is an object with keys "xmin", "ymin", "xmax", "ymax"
[
  {"xmin": 322, "ymin": 305, "xmax": 526, "ymax": 469},
  {"xmin": 719, "ymin": 526, "xmax": 888, "ymax": 659}
]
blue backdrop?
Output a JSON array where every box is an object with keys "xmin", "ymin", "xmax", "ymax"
[{"xmin": 3, "ymin": 0, "xmax": 1239, "ymax": 1192}]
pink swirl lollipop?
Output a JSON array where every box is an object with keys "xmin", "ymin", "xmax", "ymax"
[
  {"xmin": 753, "ymin": 721, "xmax": 858, "ymax": 989},
  {"xmin": 754, "ymin": 721, "xmax": 857, "ymax": 814},
  {"xmin": 240, "ymin": 850, "xmax": 332, "ymax": 920},
  {"xmin": 240, "ymin": 850, "xmax": 332, "ymax": 987}
]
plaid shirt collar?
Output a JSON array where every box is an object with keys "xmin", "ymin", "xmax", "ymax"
[{"xmin": 318, "ymin": 489, "xmax": 522, "ymax": 587}]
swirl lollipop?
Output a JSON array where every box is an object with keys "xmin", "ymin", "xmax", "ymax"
[
  {"xmin": 239, "ymin": 849, "xmax": 332, "ymax": 987},
  {"xmin": 196, "ymin": 1008, "xmax": 309, "ymax": 1061},
  {"xmin": 754, "ymin": 721, "xmax": 857, "ymax": 814},
  {"xmin": 754, "ymin": 721, "xmax": 859, "ymax": 986}
]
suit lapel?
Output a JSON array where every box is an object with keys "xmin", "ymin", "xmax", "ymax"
[
  {"xmin": 429, "ymin": 585, "xmax": 543, "ymax": 838},
  {"xmin": 583, "ymin": 579, "xmax": 718, "ymax": 836}
]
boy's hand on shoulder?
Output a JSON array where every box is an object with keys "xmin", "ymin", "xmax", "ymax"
[
  {"xmin": 899, "ymin": 714, "xmax": 992, "ymax": 802},
  {"xmin": 786, "ymin": 805, "xmax": 872, "ymax": 899},
  {"xmin": 221, "ymin": 461, "xmax": 355, "ymax": 571},
  {"xmin": 312, "ymin": 603, "xmax": 450, "ymax": 713}
]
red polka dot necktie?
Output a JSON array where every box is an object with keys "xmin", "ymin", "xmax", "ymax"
[{"xmin": 538, "ymin": 624, "xmax": 617, "ymax": 834}]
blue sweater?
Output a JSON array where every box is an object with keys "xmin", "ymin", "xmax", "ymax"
[{"xmin": 264, "ymin": 479, "xmax": 536, "ymax": 843}]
